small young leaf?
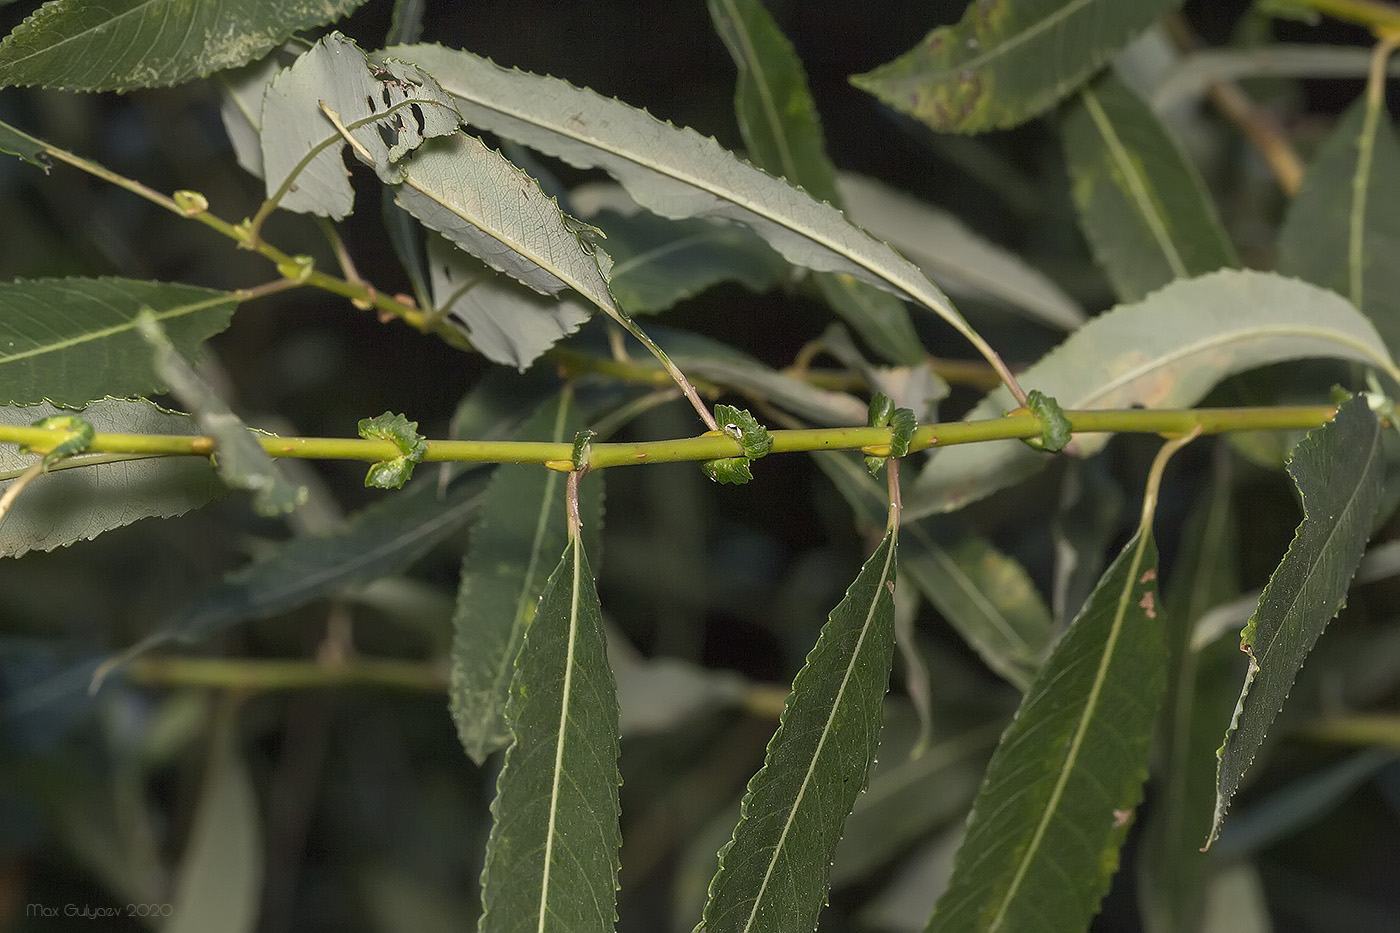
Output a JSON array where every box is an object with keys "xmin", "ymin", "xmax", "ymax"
[
  {"xmin": 478, "ymin": 535, "xmax": 621, "ymax": 933},
  {"xmin": 867, "ymin": 392, "xmax": 896, "ymax": 430},
  {"xmin": 260, "ymin": 32, "xmax": 462, "ymax": 218},
  {"xmin": 0, "ymin": 399, "xmax": 224, "ymax": 558},
  {"xmin": 702, "ymin": 521, "xmax": 899, "ymax": 932},
  {"xmin": 713, "ymin": 404, "xmax": 772, "ymax": 459},
  {"xmin": 702, "ymin": 456, "xmax": 754, "ymax": 486},
  {"xmin": 24, "ymin": 414, "xmax": 94, "ymax": 467},
  {"xmin": 0, "ymin": 277, "xmax": 237, "ymax": 407},
  {"xmin": 0, "ymin": 0, "xmax": 365, "ymax": 92},
  {"xmin": 137, "ymin": 312, "xmax": 305, "ymax": 517},
  {"xmin": 1277, "ymin": 96, "xmax": 1400, "ymax": 358},
  {"xmin": 1209, "ymin": 397, "xmax": 1384, "ymax": 846},
  {"xmin": 907, "ymin": 269, "xmax": 1400, "ymax": 518},
  {"xmin": 1023, "ymin": 389, "xmax": 1071, "ymax": 453},
  {"xmin": 357, "ymin": 411, "xmax": 427, "ymax": 489},
  {"xmin": 450, "ymin": 394, "xmax": 603, "ymax": 764},
  {"xmin": 927, "ymin": 529, "xmax": 1166, "ymax": 932},
  {"xmin": 851, "ymin": 0, "xmax": 1183, "ymax": 134},
  {"xmin": 888, "ymin": 407, "xmax": 917, "ymax": 458},
  {"xmin": 1061, "ymin": 71, "xmax": 1238, "ymax": 303}
]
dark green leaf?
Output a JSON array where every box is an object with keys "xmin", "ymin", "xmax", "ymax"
[
  {"xmin": 478, "ymin": 534, "xmax": 621, "ymax": 933},
  {"xmin": 1052, "ymin": 458, "xmax": 1126, "ymax": 624},
  {"xmin": 0, "ymin": 399, "xmax": 224, "ymax": 558},
  {"xmin": 1209, "ymin": 397, "xmax": 1384, "ymax": 845},
  {"xmin": 707, "ymin": 0, "xmax": 922, "ymax": 362},
  {"xmin": 702, "ymin": 456, "xmax": 754, "ymax": 485},
  {"xmin": 0, "ymin": 0, "xmax": 366, "ymax": 92},
  {"xmin": 260, "ymin": 32, "xmax": 462, "ymax": 218},
  {"xmin": 888, "ymin": 408, "xmax": 917, "ymax": 458},
  {"xmin": 702, "ymin": 522, "xmax": 898, "ymax": 932},
  {"xmin": 851, "ymin": 0, "xmax": 1183, "ymax": 134},
  {"xmin": 907, "ymin": 269, "xmax": 1400, "ymax": 518},
  {"xmin": 0, "ymin": 115, "xmax": 51, "ymax": 170},
  {"xmin": 1062, "ymin": 71, "xmax": 1238, "ymax": 302},
  {"xmin": 1278, "ymin": 97, "xmax": 1400, "ymax": 357},
  {"xmin": 110, "ymin": 472, "xmax": 486, "ymax": 666},
  {"xmin": 713, "ymin": 404, "xmax": 772, "ymax": 459},
  {"xmin": 138, "ymin": 311, "xmax": 305, "ymax": 516},
  {"xmin": 813, "ymin": 449, "xmax": 1052, "ymax": 689},
  {"xmin": 358, "ymin": 411, "xmax": 428, "ymax": 489},
  {"xmin": 450, "ymin": 393, "xmax": 602, "ymax": 764},
  {"xmin": 927, "ymin": 530, "xmax": 1166, "ymax": 931},
  {"xmin": 0, "ymin": 277, "xmax": 236, "ymax": 407},
  {"xmin": 586, "ymin": 207, "xmax": 787, "ymax": 314}
]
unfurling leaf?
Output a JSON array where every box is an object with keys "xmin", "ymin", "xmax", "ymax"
[
  {"xmin": 927, "ymin": 530, "xmax": 1166, "ymax": 932},
  {"xmin": 852, "ymin": 0, "xmax": 1184, "ymax": 134},
  {"xmin": 357, "ymin": 411, "xmax": 428, "ymax": 489},
  {"xmin": 478, "ymin": 535, "xmax": 621, "ymax": 933},
  {"xmin": 259, "ymin": 32, "xmax": 461, "ymax": 218},
  {"xmin": 702, "ymin": 522, "xmax": 899, "ymax": 932},
  {"xmin": 1208, "ymin": 397, "xmax": 1384, "ymax": 846},
  {"xmin": 1023, "ymin": 389, "xmax": 1071, "ymax": 453}
]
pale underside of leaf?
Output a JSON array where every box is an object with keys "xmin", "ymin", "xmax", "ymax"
[
  {"xmin": 0, "ymin": 0, "xmax": 365, "ymax": 92},
  {"xmin": 908, "ymin": 269, "xmax": 1400, "ymax": 517},
  {"xmin": 702, "ymin": 524, "xmax": 898, "ymax": 932},
  {"xmin": 1209, "ymin": 397, "xmax": 1384, "ymax": 846},
  {"xmin": 851, "ymin": 0, "xmax": 1183, "ymax": 134},
  {"xmin": 0, "ymin": 399, "xmax": 224, "ymax": 558},
  {"xmin": 384, "ymin": 44, "xmax": 983, "ymax": 353}
]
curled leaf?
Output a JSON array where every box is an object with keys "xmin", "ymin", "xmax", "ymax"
[
  {"xmin": 713, "ymin": 403, "xmax": 772, "ymax": 459},
  {"xmin": 1023, "ymin": 389, "xmax": 1072, "ymax": 453},
  {"xmin": 357, "ymin": 412, "xmax": 428, "ymax": 489},
  {"xmin": 702, "ymin": 457, "xmax": 754, "ymax": 485},
  {"xmin": 23, "ymin": 414, "xmax": 95, "ymax": 467}
]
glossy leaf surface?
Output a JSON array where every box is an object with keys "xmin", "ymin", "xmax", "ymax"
[
  {"xmin": 927, "ymin": 530, "xmax": 1165, "ymax": 932},
  {"xmin": 0, "ymin": 0, "xmax": 364, "ymax": 92},
  {"xmin": 1062, "ymin": 71, "xmax": 1237, "ymax": 302},
  {"xmin": 0, "ymin": 277, "xmax": 236, "ymax": 407},
  {"xmin": 909, "ymin": 269, "xmax": 1400, "ymax": 517},
  {"xmin": 1209, "ymin": 397, "xmax": 1384, "ymax": 845},
  {"xmin": 852, "ymin": 0, "xmax": 1182, "ymax": 134},
  {"xmin": 478, "ymin": 535, "xmax": 621, "ymax": 933}
]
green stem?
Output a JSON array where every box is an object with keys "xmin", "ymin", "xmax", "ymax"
[
  {"xmin": 1287, "ymin": 0, "xmax": 1400, "ymax": 31},
  {"xmin": 0, "ymin": 405, "xmax": 1338, "ymax": 471},
  {"xmin": 126, "ymin": 656, "xmax": 446, "ymax": 693}
]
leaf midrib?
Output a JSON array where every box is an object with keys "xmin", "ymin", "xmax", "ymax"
[{"xmin": 0, "ymin": 291, "xmax": 232, "ymax": 366}]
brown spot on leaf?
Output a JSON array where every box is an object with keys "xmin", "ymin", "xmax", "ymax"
[
  {"xmin": 1139, "ymin": 569, "xmax": 1157, "ymax": 584},
  {"xmin": 1139, "ymin": 591, "xmax": 1156, "ymax": 619}
]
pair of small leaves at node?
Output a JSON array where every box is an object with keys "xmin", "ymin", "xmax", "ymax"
[
  {"xmin": 1021, "ymin": 389, "xmax": 1072, "ymax": 453},
  {"xmin": 22, "ymin": 415, "xmax": 95, "ymax": 468},
  {"xmin": 358, "ymin": 412, "xmax": 428, "ymax": 489},
  {"xmin": 702, "ymin": 404, "xmax": 772, "ymax": 485},
  {"xmin": 863, "ymin": 391, "xmax": 918, "ymax": 476}
]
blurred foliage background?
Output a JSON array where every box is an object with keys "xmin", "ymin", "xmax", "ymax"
[{"xmin": 2, "ymin": 1, "xmax": 1400, "ymax": 931}]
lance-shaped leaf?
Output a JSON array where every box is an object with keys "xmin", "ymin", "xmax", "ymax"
[
  {"xmin": 1278, "ymin": 95, "xmax": 1400, "ymax": 357},
  {"xmin": 908, "ymin": 269, "xmax": 1400, "ymax": 518},
  {"xmin": 1208, "ymin": 397, "xmax": 1384, "ymax": 846},
  {"xmin": 478, "ymin": 535, "xmax": 621, "ymax": 933},
  {"xmin": 851, "ymin": 0, "xmax": 1183, "ymax": 134},
  {"xmin": 260, "ymin": 32, "xmax": 462, "ymax": 218},
  {"xmin": 702, "ymin": 514, "xmax": 898, "ymax": 932},
  {"xmin": 385, "ymin": 44, "xmax": 990, "ymax": 361},
  {"xmin": 0, "ymin": 115, "xmax": 51, "ymax": 170},
  {"xmin": 427, "ymin": 235, "xmax": 591, "ymax": 371},
  {"xmin": 137, "ymin": 312, "xmax": 305, "ymax": 517},
  {"xmin": 927, "ymin": 529, "xmax": 1166, "ymax": 932},
  {"xmin": 0, "ymin": 399, "xmax": 224, "ymax": 558},
  {"xmin": 0, "ymin": 0, "xmax": 366, "ymax": 92},
  {"xmin": 1062, "ymin": 71, "xmax": 1237, "ymax": 303},
  {"xmin": 0, "ymin": 277, "xmax": 236, "ymax": 407},
  {"xmin": 836, "ymin": 173, "xmax": 1084, "ymax": 331},
  {"xmin": 708, "ymin": 0, "xmax": 922, "ymax": 363},
  {"xmin": 813, "ymin": 448, "xmax": 1051, "ymax": 689},
  {"xmin": 450, "ymin": 393, "xmax": 602, "ymax": 765},
  {"xmin": 587, "ymin": 207, "xmax": 787, "ymax": 314}
]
